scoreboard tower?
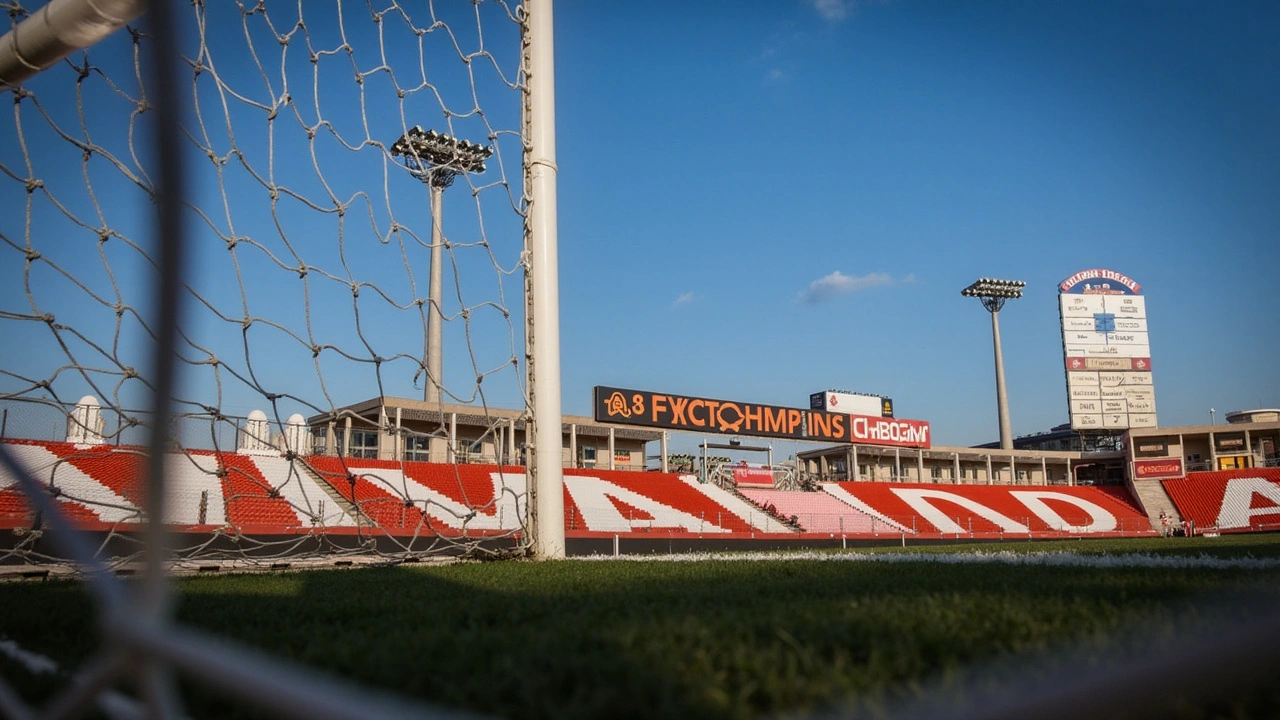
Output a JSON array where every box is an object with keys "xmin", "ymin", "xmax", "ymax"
[{"xmin": 1059, "ymin": 268, "xmax": 1158, "ymax": 432}]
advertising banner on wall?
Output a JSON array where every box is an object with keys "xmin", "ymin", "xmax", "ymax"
[
  {"xmin": 594, "ymin": 386, "xmax": 929, "ymax": 447},
  {"xmin": 1059, "ymin": 269, "xmax": 1158, "ymax": 431},
  {"xmin": 847, "ymin": 414, "xmax": 931, "ymax": 448},
  {"xmin": 1133, "ymin": 458, "xmax": 1184, "ymax": 479}
]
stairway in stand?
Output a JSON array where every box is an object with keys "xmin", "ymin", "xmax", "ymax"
[{"xmin": 1130, "ymin": 478, "xmax": 1180, "ymax": 530}]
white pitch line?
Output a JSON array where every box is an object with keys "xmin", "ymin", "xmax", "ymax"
[{"xmin": 574, "ymin": 550, "xmax": 1280, "ymax": 570}]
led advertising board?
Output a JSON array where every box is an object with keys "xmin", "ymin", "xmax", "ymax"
[
  {"xmin": 808, "ymin": 391, "xmax": 894, "ymax": 418},
  {"xmin": 595, "ymin": 387, "xmax": 929, "ymax": 447},
  {"xmin": 1059, "ymin": 269, "xmax": 1158, "ymax": 430}
]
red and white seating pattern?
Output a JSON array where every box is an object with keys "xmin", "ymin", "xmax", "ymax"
[
  {"xmin": 304, "ymin": 456, "xmax": 523, "ymax": 532},
  {"xmin": 826, "ymin": 482, "xmax": 1151, "ymax": 535},
  {"xmin": 1162, "ymin": 469, "xmax": 1280, "ymax": 532},
  {"xmin": 740, "ymin": 487, "xmax": 884, "ymax": 534},
  {"xmin": 561, "ymin": 469, "xmax": 792, "ymax": 534},
  {"xmin": 0, "ymin": 440, "xmax": 352, "ymax": 529},
  {"xmin": 0, "ymin": 439, "xmax": 1172, "ymax": 539}
]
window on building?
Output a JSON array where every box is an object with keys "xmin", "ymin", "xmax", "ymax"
[
  {"xmin": 1016, "ymin": 469, "xmax": 1029, "ymax": 481},
  {"xmin": 930, "ymin": 466, "xmax": 942, "ymax": 480},
  {"xmin": 348, "ymin": 430, "xmax": 378, "ymax": 459},
  {"xmin": 311, "ymin": 428, "xmax": 328, "ymax": 456},
  {"xmin": 404, "ymin": 436, "xmax": 430, "ymax": 462},
  {"xmin": 581, "ymin": 446, "xmax": 597, "ymax": 466}
]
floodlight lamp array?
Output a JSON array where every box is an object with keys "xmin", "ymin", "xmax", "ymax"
[
  {"xmin": 391, "ymin": 125, "xmax": 493, "ymax": 178},
  {"xmin": 961, "ymin": 278, "xmax": 1026, "ymax": 300}
]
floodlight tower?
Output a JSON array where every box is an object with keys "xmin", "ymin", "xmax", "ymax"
[
  {"xmin": 392, "ymin": 126, "xmax": 492, "ymax": 403},
  {"xmin": 961, "ymin": 277, "xmax": 1026, "ymax": 450}
]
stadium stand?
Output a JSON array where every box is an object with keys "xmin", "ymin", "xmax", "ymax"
[
  {"xmin": 689, "ymin": 480, "xmax": 795, "ymax": 534},
  {"xmin": 302, "ymin": 457, "xmax": 532, "ymax": 533},
  {"xmin": 828, "ymin": 482, "xmax": 1153, "ymax": 537},
  {"xmin": 739, "ymin": 487, "xmax": 881, "ymax": 534},
  {"xmin": 1, "ymin": 440, "xmax": 138, "ymax": 524},
  {"xmin": 218, "ymin": 453, "xmax": 306, "ymax": 528},
  {"xmin": 563, "ymin": 469, "xmax": 753, "ymax": 534},
  {"xmin": 0, "ymin": 439, "xmax": 1178, "ymax": 541},
  {"xmin": 248, "ymin": 456, "xmax": 357, "ymax": 528},
  {"xmin": 1162, "ymin": 468, "xmax": 1280, "ymax": 533}
]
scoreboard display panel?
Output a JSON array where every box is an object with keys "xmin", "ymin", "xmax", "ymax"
[{"xmin": 1058, "ymin": 269, "xmax": 1157, "ymax": 430}]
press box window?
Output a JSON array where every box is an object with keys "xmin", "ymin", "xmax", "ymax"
[
  {"xmin": 348, "ymin": 430, "xmax": 378, "ymax": 459},
  {"xmin": 404, "ymin": 436, "xmax": 430, "ymax": 462}
]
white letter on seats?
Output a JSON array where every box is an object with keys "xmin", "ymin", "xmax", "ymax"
[
  {"xmin": 1010, "ymin": 491, "xmax": 1117, "ymax": 533},
  {"xmin": 1215, "ymin": 477, "xmax": 1280, "ymax": 529},
  {"xmin": 890, "ymin": 488, "xmax": 1029, "ymax": 534}
]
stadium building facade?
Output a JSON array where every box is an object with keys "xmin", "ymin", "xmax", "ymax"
[{"xmin": 307, "ymin": 396, "xmax": 662, "ymax": 471}]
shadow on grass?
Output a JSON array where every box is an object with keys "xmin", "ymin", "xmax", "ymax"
[{"xmin": 2, "ymin": 554, "xmax": 1279, "ymax": 719}]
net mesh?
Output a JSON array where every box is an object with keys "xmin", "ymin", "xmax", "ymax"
[{"xmin": 0, "ymin": 0, "xmax": 535, "ymax": 567}]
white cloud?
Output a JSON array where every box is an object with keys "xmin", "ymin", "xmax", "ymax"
[
  {"xmin": 671, "ymin": 292, "xmax": 695, "ymax": 308},
  {"xmin": 796, "ymin": 271, "xmax": 893, "ymax": 304},
  {"xmin": 809, "ymin": 0, "xmax": 853, "ymax": 22},
  {"xmin": 766, "ymin": 68, "xmax": 788, "ymax": 82}
]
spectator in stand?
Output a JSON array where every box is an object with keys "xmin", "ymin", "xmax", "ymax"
[{"xmin": 1159, "ymin": 511, "xmax": 1170, "ymax": 537}]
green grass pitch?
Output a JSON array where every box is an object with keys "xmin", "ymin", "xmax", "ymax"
[{"xmin": 2, "ymin": 535, "xmax": 1279, "ymax": 719}]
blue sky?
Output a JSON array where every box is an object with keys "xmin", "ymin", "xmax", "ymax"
[
  {"xmin": 553, "ymin": 0, "xmax": 1280, "ymax": 450},
  {"xmin": 1, "ymin": 0, "xmax": 1277, "ymax": 456}
]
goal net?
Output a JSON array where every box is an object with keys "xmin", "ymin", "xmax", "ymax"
[{"xmin": 0, "ymin": 0, "xmax": 562, "ymax": 569}]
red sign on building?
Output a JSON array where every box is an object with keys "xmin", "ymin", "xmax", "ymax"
[
  {"xmin": 1133, "ymin": 458, "xmax": 1184, "ymax": 479},
  {"xmin": 848, "ymin": 414, "xmax": 931, "ymax": 449}
]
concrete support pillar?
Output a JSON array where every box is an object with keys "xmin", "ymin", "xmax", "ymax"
[
  {"xmin": 608, "ymin": 428, "xmax": 616, "ymax": 471},
  {"xmin": 660, "ymin": 431, "xmax": 669, "ymax": 473},
  {"xmin": 569, "ymin": 424, "xmax": 577, "ymax": 469},
  {"xmin": 394, "ymin": 407, "xmax": 403, "ymax": 461},
  {"xmin": 448, "ymin": 412, "xmax": 457, "ymax": 463}
]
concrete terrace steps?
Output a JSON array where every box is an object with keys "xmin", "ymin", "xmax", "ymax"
[
  {"xmin": 739, "ymin": 487, "xmax": 878, "ymax": 534},
  {"xmin": 689, "ymin": 479, "xmax": 796, "ymax": 534},
  {"xmin": 1130, "ymin": 478, "xmax": 1180, "ymax": 530}
]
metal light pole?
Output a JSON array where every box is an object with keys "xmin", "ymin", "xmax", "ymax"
[
  {"xmin": 391, "ymin": 126, "xmax": 492, "ymax": 404},
  {"xmin": 962, "ymin": 278, "xmax": 1026, "ymax": 450}
]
